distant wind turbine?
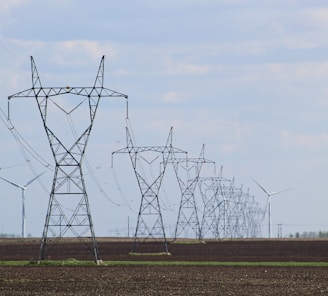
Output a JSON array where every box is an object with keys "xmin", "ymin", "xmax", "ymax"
[
  {"xmin": 0, "ymin": 172, "xmax": 45, "ymax": 238},
  {"xmin": 252, "ymin": 177, "xmax": 289, "ymax": 238}
]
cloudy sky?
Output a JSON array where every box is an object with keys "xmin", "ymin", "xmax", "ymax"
[{"xmin": 1, "ymin": 0, "xmax": 328, "ymax": 238}]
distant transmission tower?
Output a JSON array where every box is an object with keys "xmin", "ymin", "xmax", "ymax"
[
  {"xmin": 8, "ymin": 56, "xmax": 128, "ymax": 262},
  {"xmin": 171, "ymin": 145, "xmax": 215, "ymax": 241},
  {"xmin": 198, "ymin": 176, "xmax": 223, "ymax": 239},
  {"xmin": 112, "ymin": 126, "xmax": 186, "ymax": 253},
  {"xmin": 198, "ymin": 165, "xmax": 230, "ymax": 239}
]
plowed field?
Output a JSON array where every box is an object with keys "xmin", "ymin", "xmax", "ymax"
[{"xmin": 0, "ymin": 238, "xmax": 328, "ymax": 295}]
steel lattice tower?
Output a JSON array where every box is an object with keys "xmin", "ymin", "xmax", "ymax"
[
  {"xmin": 215, "ymin": 176, "xmax": 232, "ymax": 238},
  {"xmin": 199, "ymin": 171, "xmax": 263, "ymax": 239},
  {"xmin": 112, "ymin": 127, "xmax": 186, "ymax": 253},
  {"xmin": 197, "ymin": 166, "xmax": 231, "ymax": 239},
  {"xmin": 8, "ymin": 56, "xmax": 128, "ymax": 262},
  {"xmin": 170, "ymin": 145, "xmax": 215, "ymax": 241},
  {"xmin": 198, "ymin": 176, "xmax": 222, "ymax": 239}
]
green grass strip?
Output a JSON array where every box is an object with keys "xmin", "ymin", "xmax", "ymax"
[
  {"xmin": 129, "ymin": 252, "xmax": 171, "ymax": 256},
  {"xmin": 170, "ymin": 240, "xmax": 207, "ymax": 245},
  {"xmin": 1, "ymin": 260, "xmax": 328, "ymax": 267},
  {"xmin": 103, "ymin": 261, "xmax": 328, "ymax": 267},
  {"xmin": 0, "ymin": 259, "xmax": 96, "ymax": 266}
]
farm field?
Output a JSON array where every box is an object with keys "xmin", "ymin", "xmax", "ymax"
[{"xmin": 0, "ymin": 238, "xmax": 328, "ymax": 295}]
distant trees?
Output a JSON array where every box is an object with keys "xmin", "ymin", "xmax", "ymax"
[
  {"xmin": 0, "ymin": 233, "xmax": 19, "ymax": 238},
  {"xmin": 289, "ymin": 231, "xmax": 328, "ymax": 238},
  {"xmin": 0, "ymin": 233, "xmax": 32, "ymax": 238}
]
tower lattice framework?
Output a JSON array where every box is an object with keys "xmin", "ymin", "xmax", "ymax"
[
  {"xmin": 198, "ymin": 176, "xmax": 222, "ymax": 239},
  {"xmin": 8, "ymin": 56, "xmax": 128, "ymax": 261},
  {"xmin": 112, "ymin": 127, "xmax": 186, "ymax": 253},
  {"xmin": 170, "ymin": 145, "xmax": 215, "ymax": 241}
]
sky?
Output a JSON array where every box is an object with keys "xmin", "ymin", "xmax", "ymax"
[{"xmin": 1, "ymin": 0, "xmax": 328, "ymax": 239}]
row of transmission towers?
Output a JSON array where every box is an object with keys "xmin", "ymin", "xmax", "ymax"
[
  {"xmin": 6, "ymin": 55, "xmax": 264, "ymax": 261},
  {"xmin": 112, "ymin": 127, "xmax": 264, "ymax": 253},
  {"xmin": 199, "ymin": 173, "xmax": 263, "ymax": 240}
]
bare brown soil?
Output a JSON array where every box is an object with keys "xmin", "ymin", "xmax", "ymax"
[{"xmin": 0, "ymin": 238, "xmax": 328, "ymax": 295}]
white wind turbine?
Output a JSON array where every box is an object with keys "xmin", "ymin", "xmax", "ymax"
[
  {"xmin": 252, "ymin": 178, "xmax": 289, "ymax": 238},
  {"xmin": 0, "ymin": 172, "xmax": 45, "ymax": 238}
]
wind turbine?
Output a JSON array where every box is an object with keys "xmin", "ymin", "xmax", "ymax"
[
  {"xmin": 0, "ymin": 172, "xmax": 45, "ymax": 238},
  {"xmin": 252, "ymin": 178, "xmax": 289, "ymax": 238}
]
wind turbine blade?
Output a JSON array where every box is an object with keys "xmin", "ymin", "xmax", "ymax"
[
  {"xmin": 25, "ymin": 171, "xmax": 46, "ymax": 187},
  {"xmin": 0, "ymin": 162, "xmax": 23, "ymax": 170},
  {"xmin": 0, "ymin": 177, "xmax": 25, "ymax": 190},
  {"xmin": 270, "ymin": 188, "xmax": 291, "ymax": 196},
  {"xmin": 251, "ymin": 177, "xmax": 270, "ymax": 195}
]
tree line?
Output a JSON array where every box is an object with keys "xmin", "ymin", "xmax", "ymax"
[{"xmin": 290, "ymin": 231, "xmax": 328, "ymax": 238}]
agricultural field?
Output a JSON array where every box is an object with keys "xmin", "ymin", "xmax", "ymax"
[{"xmin": 0, "ymin": 238, "xmax": 328, "ymax": 295}]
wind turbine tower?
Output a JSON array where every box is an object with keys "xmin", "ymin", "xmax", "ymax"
[
  {"xmin": 252, "ymin": 178, "xmax": 289, "ymax": 238},
  {"xmin": 0, "ymin": 172, "xmax": 45, "ymax": 238}
]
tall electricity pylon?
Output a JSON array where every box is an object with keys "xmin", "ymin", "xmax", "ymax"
[
  {"xmin": 199, "ymin": 170, "xmax": 263, "ymax": 239},
  {"xmin": 112, "ymin": 126, "xmax": 186, "ymax": 253},
  {"xmin": 8, "ymin": 56, "xmax": 128, "ymax": 262},
  {"xmin": 198, "ymin": 164, "xmax": 231, "ymax": 239},
  {"xmin": 198, "ymin": 176, "xmax": 223, "ymax": 239},
  {"xmin": 170, "ymin": 145, "xmax": 215, "ymax": 241}
]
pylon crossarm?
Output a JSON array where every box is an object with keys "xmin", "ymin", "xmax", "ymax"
[
  {"xmin": 8, "ymin": 88, "xmax": 39, "ymax": 99},
  {"xmin": 101, "ymin": 87, "xmax": 128, "ymax": 98},
  {"xmin": 115, "ymin": 146, "xmax": 186, "ymax": 154},
  {"xmin": 9, "ymin": 86, "xmax": 127, "ymax": 99},
  {"xmin": 172, "ymin": 156, "xmax": 214, "ymax": 164}
]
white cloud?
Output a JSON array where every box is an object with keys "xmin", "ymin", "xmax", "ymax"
[
  {"xmin": 162, "ymin": 91, "xmax": 186, "ymax": 103},
  {"xmin": 61, "ymin": 40, "xmax": 117, "ymax": 60},
  {"xmin": 6, "ymin": 39, "xmax": 118, "ymax": 64},
  {"xmin": 164, "ymin": 62, "xmax": 210, "ymax": 76},
  {"xmin": 319, "ymin": 89, "xmax": 328, "ymax": 107},
  {"xmin": 280, "ymin": 130, "xmax": 328, "ymax": 150},
  {"xmin": 145, "ymin": 0, "xmax": 255, "ymax": 9},
  {"xmin": 267, "ymin": 62, "xmax": 328, "ymax": 84},
  {"xmin": 11, "ymin": 38, "xmax": 45, "ymax": 52},
  {"xmin": 0, "ymin": 0, "xmax": 25, "ymax": 11},
  {"xmin": 301, "ymin": 7, "xmax": 328, "ymax": 29},
  {"xmin": 0, "ymin": 0, "xmax": 26, "ymax": 33},
  {"xmin": 282, "ymin": 37, "xmax": 317, "ymax": 50},
  {"xmin": 130, "ymin": 107, "xmax": 251, "ymax": 157}
]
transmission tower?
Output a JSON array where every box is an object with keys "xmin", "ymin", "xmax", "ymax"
[
  {"xmin": 8, "ymin": 56, "xmax": 128, "ymax": 262},
  {"xmin": 197, "ymin": 165, "xmax": 228, "ymax": 239},
  {"xmin": 198, "ymin": 168, "xmax": 262, "ymax": 239},
  {"xmin": 243, "ymin": 189, "xmax": 262, "ymax": 238},
  {"xmin": 170, "ymin": 145, "xmax": 215, "ymax": 241},
  {"xmin": 222, "ymin": 180, "xmax": 261, "ymax": 238},
  {"xmin": 112, "ymin": 126, "xmax": 186, "ymax": 253},
  {"xmin": 224, "ymin": 178, "xmax": 242, "ymax": 238},
  {"xmin": 198, "ymin": 176, "xmax": 222, "ymax": 239},
  {"xmin": 216, "ymin": 176, "xmax": 232, "ymax": 238}
]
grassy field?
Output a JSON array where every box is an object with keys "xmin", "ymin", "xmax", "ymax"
[{"xmin": 1, "ymin": 259, "xmax": 328, "ymax": 267}]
